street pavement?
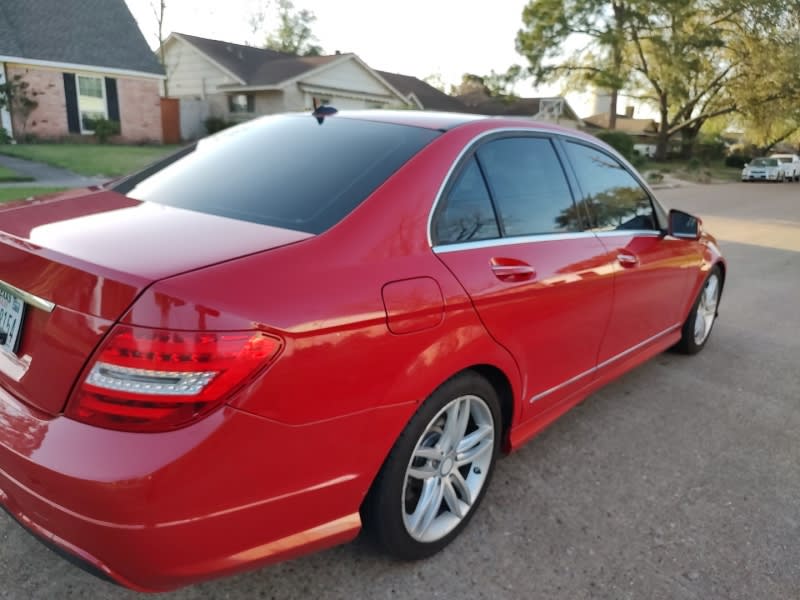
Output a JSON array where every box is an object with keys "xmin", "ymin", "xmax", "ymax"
[{"xmin": 1, "ymin": 182, "xmax": 798, "ymax": 599}]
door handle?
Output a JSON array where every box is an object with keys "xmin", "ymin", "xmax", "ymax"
[
  {"xmin": 490, "ymin": 258, "xmax": 536, "ymax": 281},
  {"xmin": 616, "ymin": 251, "xmax": 639, "ymax": 267}
]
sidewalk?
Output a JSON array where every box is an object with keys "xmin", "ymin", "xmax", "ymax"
[{"xmin": 0, "ymin": 153, "xmax": 108, "ymax": 188}]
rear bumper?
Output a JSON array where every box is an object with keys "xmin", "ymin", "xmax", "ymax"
[{"xmin": 0, "ymin": 386, "xmax": 369, "ymax": 591}]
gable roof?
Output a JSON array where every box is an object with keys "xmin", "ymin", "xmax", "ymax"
[
  {"xmin": 175, "ymin": 33, "xmax": 340, "ymax": 87},
  {"xmin": 0, "ymin": 0, "xmax": 163, "ymax": 76},
  {"xmin": 584, "ymin": 112, "xmax": 658, "ymax": 135},
  {"xmin": 377, "ymin": 71, "xmax": 466, "ymax": 112},
  {"xmin": 456, "ymin": 89, "xmax": 581, "ymax": 121}
]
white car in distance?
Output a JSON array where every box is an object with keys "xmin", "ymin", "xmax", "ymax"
[
  {"xmin": 742, "ymin": 157, "xmax": 785, "ymax": 182},
  {"xmin": 770, "ymin": 154, "xmax": 800, "ymax": 181}
]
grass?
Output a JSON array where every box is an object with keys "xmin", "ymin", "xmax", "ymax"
[
  {"xmin": 0, "ymin": 187, "xmax": 67, "ymax": 203},
  {"xmin": 0, "ymin": 144, "xmax": 181, "ymax": 177},
  {"xmin": 641, "ymin": 158, "xmax": 742, "ymax": 183},
  {"xmin": 0, "ymin": 164, "xmax": 34, "ymax": 183}
]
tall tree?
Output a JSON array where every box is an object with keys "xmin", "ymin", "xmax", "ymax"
[
  {"xmin": 517, "ymin": 0, "xmax": 637, "ymax": 129},
  {"xmin": 252, "ymin": 0, "xmax": 323, "ymax": 56},
  {"xmin": 452, "ymin": 66, "xmax": 523, "ymax": 98},
  {"xmin": 151, "ymin": 0, "xmax": 168, "ymax": 95}
]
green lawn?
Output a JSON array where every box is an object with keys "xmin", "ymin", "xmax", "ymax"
[
  {"xmin": 0, "ymin": 187, "xmax": 67, "ymax": 203},
  {"xmin": 0, "ymin": 144, "xmax": 182, "ymax": 177},
  {"xmin": 0, "ymin": 164, "xmax": 34, "ymax": 183},
  {"xmin": 642, "ymin": 159, "xmax": 742, "ymax": 183}
]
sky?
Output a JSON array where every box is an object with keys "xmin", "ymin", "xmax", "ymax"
[{"xmin": 124, "ymin": 0, "xmax": 598, "ymax": 115}]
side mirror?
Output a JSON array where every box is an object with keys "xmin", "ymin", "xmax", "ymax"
[{"xmin": 668, "ymin": 209, "xmax": 701, "ymax": 240}]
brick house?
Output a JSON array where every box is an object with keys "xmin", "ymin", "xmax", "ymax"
[{"xmin": 0, "ymin": 0, "xmax": 165, "ymax": 142}]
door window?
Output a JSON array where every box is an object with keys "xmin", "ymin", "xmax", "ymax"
[
  {"xmin": 564, "ymin": 142, "xmax": 657, "ymax": 231},
  {"xmin": 477, "ymin": 137, "xmax": 580, "ymax": 236},
  {"xmin": 434, "ymin": 156, "xmax": 500, "ymax": 244}
]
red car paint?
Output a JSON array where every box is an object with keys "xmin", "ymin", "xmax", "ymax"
[{"xmin": 0, "ymin": 112, "xmax": 724, "ymax": 590}]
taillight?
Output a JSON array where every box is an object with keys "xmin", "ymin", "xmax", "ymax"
[{"xmin": 67, "ymin": 325, "xmax": 281, "ymax": 432}]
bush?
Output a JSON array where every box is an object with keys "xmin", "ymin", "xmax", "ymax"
[
  {"xmin": 724, "ymin": 153, "xmax": 752, "ymax": 169},
  {"xmin": 687, "ymin": 158, "xmax": 701, "ymax": 171},
  {"xmin": 596, "ymin": 130, "xmax": 635, "ymax": 161},
  {"xmin": 0, "ymin": 127, "xmax": 10, "ymax": 144},
  {"xmin": 204, "ymin": 116, "xmax": 233, "ymax": 134},
  {"xmin": 93, "ymin": 118, "xmax": 120, "ymax": 144}
]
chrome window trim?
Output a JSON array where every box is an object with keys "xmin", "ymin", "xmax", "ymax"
[
  {"xmin": 528, "ymin": 323, "xmax": 681, "ymax": 403},
  {"xmin": 0, "ymin": 280, "xmax": 55, "ymax": 313},
  {"xmin": 433, "ymin": 231, "xmax": 595, "ymax": 254}
]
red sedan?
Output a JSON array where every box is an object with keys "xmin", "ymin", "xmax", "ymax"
[{"xmin": 0, "ymin": 111, "xmax": 725, "ymax": 590}]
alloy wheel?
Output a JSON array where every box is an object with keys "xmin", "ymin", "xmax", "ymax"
[{"xmin": 693, "ymin": 273, "xmax": 720, "ymax": 345}]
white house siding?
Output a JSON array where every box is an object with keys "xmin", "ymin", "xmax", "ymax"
[
  {"xmin": 303, "ymin": 58, "xmax": 396, "ymax": 98},
  {"xmin": 163, "ymin": 38, "xmax": 239, "ymax": 99},
  {"xmin": 254, "ymin": 91, "xmax": 286, "ymax": 114}
]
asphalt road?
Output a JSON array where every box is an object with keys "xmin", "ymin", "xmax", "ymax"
[{"xmin": 2, "ymin": 182, "xmax": 799, "ymax": 600}]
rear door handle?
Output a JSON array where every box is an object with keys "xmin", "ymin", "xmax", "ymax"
[
  {"xmin": 490, "ymin": 258, "xmax": 536, "ymax": 281},
  {"xmin": 616, "ymin": 251, "xmax": 639, "ymax": 267}
]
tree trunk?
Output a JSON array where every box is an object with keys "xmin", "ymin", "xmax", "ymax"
[{"xmin": 609, "ymin": 89, "xmax": 618, "ymax": 130}]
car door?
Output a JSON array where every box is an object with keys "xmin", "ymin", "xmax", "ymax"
[
  {"xmin": 431, "ymin": 135, "xmax": 614, "ymax": 417},
  {"xmin": 560, "ymin": 140, "xmax": 699, "ymax": 363}
]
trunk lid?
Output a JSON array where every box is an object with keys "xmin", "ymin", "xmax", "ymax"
[{"xmin": 0, "ymin": 189, "xmax": 312, "ymax": 415}]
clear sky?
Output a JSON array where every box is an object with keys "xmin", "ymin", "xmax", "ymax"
[{"xmin": 124, "ymin": 0, "xmax": 597, "ymax": 114}]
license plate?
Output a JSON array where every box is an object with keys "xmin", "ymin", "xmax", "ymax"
[{"xmin": 0, "ymin": 284, "xmax": 25, "ymax": 355}]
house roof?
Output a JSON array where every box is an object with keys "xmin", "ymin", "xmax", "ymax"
[
  {"xmin": 175, "ymin": 33, "xmax": 340, "ymax": 87},
  {"xmin": 456, "ymin": 89, "xmax": 581, "ymax": 121},
  {"xmin": 376, "ymin": 71, "xmax": 466, "ymax": 112},
  {"xmin": 584, "ymin": 112, "xmax": 658, "ymax": 135},
  {"xmin": 0, "ymin": 0, "xmax": 163, "ymax": 76}
]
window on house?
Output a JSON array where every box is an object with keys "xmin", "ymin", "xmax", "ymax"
[
  {"xmin": 77, "ymin": 75, "xmax": 108, "ymax": 133},
  {"xmin": 228, "ymin": 94, "xmax": 255, "ymax": 113}
]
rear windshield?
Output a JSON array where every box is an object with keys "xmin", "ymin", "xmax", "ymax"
[{"xmin": 113, "ymin": 115, "xmax": 439, "ymax": 234}]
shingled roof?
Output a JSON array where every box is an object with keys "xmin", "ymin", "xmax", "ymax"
[
  {"xmin": 457, "ymin": 89, "xmax": 581, "ymax": 121},
  {"xmin": 0, "ymin": 0, "xmax": 163, "ymax": 76},
  {"xmin": 376, "ymin": 71, "xmax": 467, "ymax": 112},
  {"xmin": 175, "ymin": 33, "xmax": 341, "ymax": 86}
]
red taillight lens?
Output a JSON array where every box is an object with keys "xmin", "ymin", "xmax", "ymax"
[{"xmin": 67, "ymin": 325, "xmax": 281, "ymax": 432}]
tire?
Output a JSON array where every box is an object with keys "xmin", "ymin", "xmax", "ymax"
[
  {"xmin": 362, "ymin": 371, "xmax": 501, "ymax": 560},
  {"xmin": 674, "ymin": 265, "xmax": 722, "ymax": 355}
]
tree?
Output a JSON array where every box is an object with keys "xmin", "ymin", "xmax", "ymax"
[
  {"xmin": 452, "ymin": 66, "xmax": 523, "ymax": 98},
  {"xmin": 0, "ymin": 74, "xmax": 39, "ymax": 139},
  {"xmin": 517, "ymin": 0, "xmax": 637, "ymax": 129},
  {"xmin": 252, "ymin": 0, "xmax": 323, "ymax": 56},
  {"xmin": 151, "ymin": 0, "xmax": 168, "ymax": 95}
]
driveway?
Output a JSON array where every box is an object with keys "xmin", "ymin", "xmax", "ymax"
[
  {"xmin": 1, "ymin": 183, "xmax": 799, "ymax": 600},
  {"xmin": 0, "ymin": 153, "xmax": 106, "ymax": 188}
]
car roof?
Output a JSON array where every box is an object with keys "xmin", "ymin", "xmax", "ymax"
[{"xmin": 333, "ymin": 109, "xmax": 587, "ymax": 137}]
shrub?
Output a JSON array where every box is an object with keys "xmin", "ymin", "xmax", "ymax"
[
  {"xmin": 93, "ymin": 118, "xmax": 120, "ymax": 143},
  {"xmin": 204, "ymin": 116, "xmax": 233, "ymax": 134},
  {"xmin": 687, "ymin": 158, "xmax": 701, "ymax": 171},
  {"xmin": 596, "ymin": 130, "xmax": 635, "ymax": 161},
  {"xmin": 0, "ymin": 127, "xmax": 10, "ymax": 144},
  {"xmin": 724, "ymin": 153, "xmax": 752, "ymax": 169}
]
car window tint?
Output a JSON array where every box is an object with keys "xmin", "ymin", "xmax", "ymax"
[
  {"xmin": 435, "ymin": 157, "xmax": 499, "ymax": 244},
  {"xmin": 114, "ymin": 115, "xmax": 439, "ymax": 234},
  {"xmin": 476, "ymin": 137, "xmax": 579, "ymax": 236},
  {"xmin": 564, "ymin": 142, "xmax": 657, "ymax": 231}
]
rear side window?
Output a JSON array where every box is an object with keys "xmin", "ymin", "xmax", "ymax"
[
  {"xmin": 476, "ymin": 137, "xmax": 579, "ymax": 236},
  {"xmin": 434, "ymin": 157, "xmax": 500, "ymax": 244},
  {"xmin": 564, "ymin": 142, "xmax": 657, "ymax": 231},
  {"xmin": 114, "ymin": 116, "xmax": 439, "ymax": 234}
]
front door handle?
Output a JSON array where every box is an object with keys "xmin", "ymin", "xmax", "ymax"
[
  {"xmin": 490, "ymin": 258, "xmax": 536, "ymax": 282},
  {"xmin": 616, "ymin": 251, "xmax": 639, "ymax": 267}
]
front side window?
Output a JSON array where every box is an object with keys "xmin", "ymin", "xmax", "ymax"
[
  {"xmin": 564, "ymin": 142, "xmax": 657, "ymax": 231},
  {"xmin": 77, "ymin": 75, "xmax": 107, "ymax": 133},
  {"xmin": 228, "ymin": 94, "xmax": 255, "ymax": 114},
  {"xmin": 434, "ymin": 157, "xmax": 499, "ymax": 244},
  {"xmin": 477, "ymin": 137, "xmax": 580, "ymax": 236}
]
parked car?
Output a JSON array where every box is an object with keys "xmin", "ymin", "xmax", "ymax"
[
  {"xmin": 0, "ymin": 111, "xmax": 725, "ymax": 591},
  {"xmin": 741, "ymin": 157, "xmax": 785, "ymax": 181},
  {"xmin": 770, "ymin": 153, "xmax": 800, "ymax": 181}
]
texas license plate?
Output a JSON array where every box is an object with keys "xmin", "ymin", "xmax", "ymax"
[{"xmin": 0, "ymin": 284, "xmax": 25, "ymax": 355}]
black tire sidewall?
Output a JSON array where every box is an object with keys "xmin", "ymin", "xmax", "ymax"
[
  {"xmin": 363, "ymin": 371, "xmax": 502, "ymax": 560},
  {"xmin": 676, "ymin": 265, "xmax": 722, "ymax": 355}
]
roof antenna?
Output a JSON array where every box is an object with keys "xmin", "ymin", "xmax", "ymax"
[{"xmin": 312, "ymin": 102, "xmax": 337, "ymax": 125}]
